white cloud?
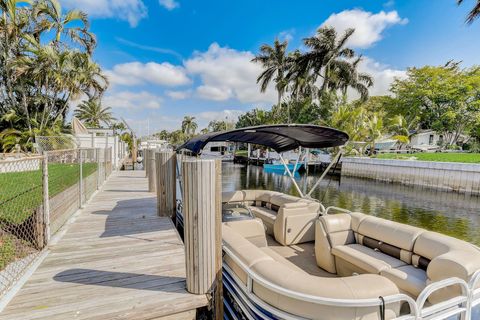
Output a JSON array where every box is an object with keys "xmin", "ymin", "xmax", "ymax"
[
  {"xmin": 105, "ymin": 62, "xmax": 190, "ymax": 87},
  {"xmin": 103, "ymin": 91, "xmax": 162, "ymax": 110},
  {"xmin": 196, "ymin": 109, "xmax": 243, "ymax": 123},
  {"xmin": 321, "ymin": 10, "xmax": 408, "ymax": 48},
  {"xmin": 350, "ymin": 57, "xmax": 406, "ymax": 98},
  {"xmin": 159, "ymin": 0, "xmax": 179, "ymax": 10},
  {"xmin": 60, "ymin": 0, "xmax": 147, "ymax": 27},
  {"xmin": 166, "ymin": 90, "xmax": 191, "ymax": 100},
  {"xmin": 196, "ymin": 85, "xmax": 232, "ymax": 101},
  {"xmin": 278, "ymin": 29, "xmax": 295, "ymax": 42},
  {"xmin": 185, "ymin": 43, "xmax": 277, "ymax": 104}
]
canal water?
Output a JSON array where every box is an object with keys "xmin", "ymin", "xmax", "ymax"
[{"xmin": 221, "ymin": 162, "xmax": 480, "ymax": 246}]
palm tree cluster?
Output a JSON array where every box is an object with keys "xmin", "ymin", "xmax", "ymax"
[
  {"xmin": 0, "ymin": 0, "xmax": 108, "ymax": 152},
  {"xmin": 252, "ymin": 26, "xmax": 373, "ymax": 123}
]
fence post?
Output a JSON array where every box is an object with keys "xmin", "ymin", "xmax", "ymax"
[
  {"xmin": 114, "ymin": 135, "xmax": 118, "ymax": 171},
  {"xmin": 96, "ymin": 148, "xmax": 100, "ymax": 190},
  {"xmin": 182, "ymin": 158, "xmax": 222, "ymax": 309},
  {"xmin": 42, "ymin": 152, "xmax": 50, "ymax": 246},
  {"xmin": 79, "ymin": 149, "xmax": 83, "ymax": 208},
  {"xmin": 156, "ymin": 151, "xmax": 176, "ymax": 219},
  {"xmin": 104, "ymin": 147, "xmax": 107, "ymax": 181}
]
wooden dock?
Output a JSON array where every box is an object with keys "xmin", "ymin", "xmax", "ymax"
[{"xmin": 0, "ymin": 171, "xmax": 208, "ymax": 320}]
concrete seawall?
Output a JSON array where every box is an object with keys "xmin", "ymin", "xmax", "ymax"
[{"xmin": 342, "ymin": 157, "xmax": 480, "ymax": 195}]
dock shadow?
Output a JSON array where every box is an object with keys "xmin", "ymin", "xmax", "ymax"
[
  {"xmin": 91, "ymin": 197, "xmax": 173, "ymax": 238},
  {"xmin": 53, "ymin": 268, "xmax": 185, "ymax": 292}
]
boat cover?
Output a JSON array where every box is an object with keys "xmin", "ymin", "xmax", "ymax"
[{"xmin": 178, "ymin": 124, "xmax": 349, "ymax": 155}]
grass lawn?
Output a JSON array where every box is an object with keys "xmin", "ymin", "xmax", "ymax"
[
  {"xmin": 234, "ymin": 150, "xmax": 248, "ymax": 156},
  {"xmin": 376, "ymin": 152, "xmax": 480, "ymax": 163},
  {"xmin": 0, "ymin": 163, "xmax": 97, "ymax": 225}
]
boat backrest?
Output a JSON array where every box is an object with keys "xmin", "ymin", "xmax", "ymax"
[{"xmin": 222, "ymin": 190, "xmax": 321, "ymax": 245}]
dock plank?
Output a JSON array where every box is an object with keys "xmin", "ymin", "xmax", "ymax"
[{"xmin": 0, "ymin": 171, "xmax": 208, "ymax": 320}]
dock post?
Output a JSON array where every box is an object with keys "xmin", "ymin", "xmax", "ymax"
[
  {"xmin": 213, "ymin": 159, "xmax": 223, "ymax": 319},
  {"xmin": 148, "ymin": 149, "xmax": 157, "ymax": 192},
  {"xmin": 41, "ymin": 152, "xmax": 50, "ymax": 247},
  {"xmin": 182, "ymin": 159, "xmax": 223, "ymax": 318},
  {"xmin": 155, "ymin": 151, "xmax": 177, "ymax": 219}
]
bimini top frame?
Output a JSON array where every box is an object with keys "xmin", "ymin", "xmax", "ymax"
[{"xmin": 177, "ymin": 124, "xmax": 349, "ymax": 199}]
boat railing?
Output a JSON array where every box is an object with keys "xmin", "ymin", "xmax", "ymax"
[
  {"xmin": 470, "ymin": 270, "xmax": 480, "ymax": 310},
  {"xmin": 416, "ymin": 277, "xmax": 470, "ymax": 319},
  {"xmin": 223, "ymin": 244, "xmax": 480, "ymax": 320},
  {"xmin": 324, "ymin": 206, "xmax": 351, "ymax": 215}
]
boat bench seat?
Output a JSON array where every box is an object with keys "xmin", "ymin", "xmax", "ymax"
[
  {"xmin": 223, "ymin": 220, "xmax": 401, "ymax": 320},
  {"xmin": 223, "ymin": 190, "xmax": 321, "ymax": 245},
  {"xmin": 316, "ymin": 212, "xmax": 480, "ymax": 302}
]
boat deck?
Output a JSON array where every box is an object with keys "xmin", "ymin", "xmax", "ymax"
[
  {"xmin": 265, "ymin": 235, "xmax": 336, "ymax": 278},
  {"xmin": 0, "ymin": 171, "xmax": 208, "ymax": 320}
]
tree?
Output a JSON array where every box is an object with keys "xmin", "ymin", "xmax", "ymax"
[
  {"xmin": 252, "ymin": 39, "xmax": 290, "ymax": 121},
  {"xmin": 208, "ymin": 120, "xmax": 233, "ymax": 132},
  {"xmin": 33, "ymin": 0, "xmax": 96, "ymax": 53},
  {"xmin": 365, "ymin": 112, "xmax": 384, "ymax": 155},
  {"xmin": 181, "ymin": 116, "xmax": 197, "ymax": 136},
  {"xmin": 0, "ymin": 0, "xmax": 108, "ymax": 152},
  {"xmin": 390, "ymin": 63, "xmax": 480, "ymax": 147},
  {"xmin": 74, "ymin": 99, "xmax": 115, "ymax": 128},
  {"xmin": 300, "ymin": 27, "xmax": 355, "ymax": 96},
  {"xmin": 458, "ymin": 0, "xmax": 480, "ymax": 24},
  {"xmin": 236, "ymin": 108, "xmax": 274, "ymax": 128}
]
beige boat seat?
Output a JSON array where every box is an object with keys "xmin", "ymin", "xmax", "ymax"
[
  {"xmin": 222, "ymin": 190, "xmax": 321, "ymax": 245},
  {"xmin": 316, "ymin": 212, "xmax": 480, "ymax": 302},
  {"xmin": 223, "ymin": 221, "xmax": 401, "ymax": 320}
]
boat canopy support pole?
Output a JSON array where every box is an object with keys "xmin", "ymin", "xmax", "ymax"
[
  {"xmin": 306, "ymin": 149, "xmax": 343, "ymax": 198},
  {"xmin": 278, "ymin": 153, "xmax": 304, "ymax": 198}
]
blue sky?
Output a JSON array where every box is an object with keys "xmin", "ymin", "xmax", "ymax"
[{"xmin": 62, "ymin": 0, "xmax": 480, "ymax": 135}]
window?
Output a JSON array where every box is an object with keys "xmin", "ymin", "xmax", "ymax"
[{"xmin": 429, "ymin": 134, "xmax": 434, "ymax": 145}]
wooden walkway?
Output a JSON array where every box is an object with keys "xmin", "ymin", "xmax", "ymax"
[{"xmin": 0, "ymin": 171, "xmax": 208, "ymax": 320}]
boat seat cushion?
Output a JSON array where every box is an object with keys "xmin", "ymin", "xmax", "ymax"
[
  {"xmin": 380, "ymin": 265, "xmax": 427, "ymax": 297},
  {"xmin": 260, "ymin": 247, "xmax": 307, "ymax": 274},
  {"xmin": 223, "ymin": 219, "xmax": 267, "ymax": 247},
  {"xmin": 332, "ymin": 244, "xmax": 406, "ymax": 275},
  {"xmin": 250, "ymin": 206, "xmax": 277, "ymax": 235},
  {"xmin": 356, "ymin": 215, "xmax": 423, "ymax": 264}
]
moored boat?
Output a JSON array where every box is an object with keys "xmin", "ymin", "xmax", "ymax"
[{"xmin": 177, "ymin": 124, "xmax": 480, "ymax": 320}]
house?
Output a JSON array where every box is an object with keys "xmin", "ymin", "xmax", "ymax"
[{"xmin": 409, "ymin": 130, "xmax": 443, "ymax": 150}]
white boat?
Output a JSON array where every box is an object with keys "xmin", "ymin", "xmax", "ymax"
[{"xmin": 177, "ymin": 124, "xmax": 480, "ymax": 320}]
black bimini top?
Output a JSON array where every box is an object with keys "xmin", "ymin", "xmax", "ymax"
[{"xmin": 178, "ymin": 124, "xmax": 349, "ymax": 155}]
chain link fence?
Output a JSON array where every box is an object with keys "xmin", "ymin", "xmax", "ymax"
[
  {"xmin": 0, "ymin": 147, "xmax": 113, "ymax": 298},
  {"xmin": 0, "ymin": 156, "xmax": 46, "ymax": 298},
  {"xmin": 35, "ymin": 135, "xmax": 78, "ymax": 153}
]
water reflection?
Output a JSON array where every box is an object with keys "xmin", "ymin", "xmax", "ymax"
[{"xmin": 222, "ymin": 162, "xmax": 480, "ymax": 246}]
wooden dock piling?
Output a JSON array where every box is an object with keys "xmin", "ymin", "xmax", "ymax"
[
  {"xmin": 156, "ymin": 151, "xmax": 177, "ymax": 219},
  {"xmin": 182, "ymin": 159, "xmax": 223, "ymax": 318},
  {"xmin": 147, "ymin": 149, "xmax": 156, "ymax": 192}
]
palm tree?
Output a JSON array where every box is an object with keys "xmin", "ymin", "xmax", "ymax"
[
  {"xmin": 300, "ymin": 27, "xmax": 356, "ymax": 94},
  {"xmin": 181, "ymin": 116, "xmax": 197, "ymax": 136},
  {"xmin": 33, "ymin": 0, "xmax": 96, "ymax": 54},
  {"xmin": 330, "ymin": 56, "xmax": 374, "ymax": 101},
  {"xmin": 365, "ymin": 112, "xmax": 384, "ymax": 156},
  {"xmin": 458, "ymin": 0, "xmax": 480, "ymax": 24},
  {"xmin": 74, "ymin": 99, "xmax": 115, "ymax": 128},
  {"xmin": 252, "ymin": 39, "xmax": 290, "ymax": 121}
]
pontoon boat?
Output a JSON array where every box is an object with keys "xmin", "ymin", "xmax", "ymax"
[{"xmin": 178, "ymin": 125, "xmax": 480, "ymax": 320}]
